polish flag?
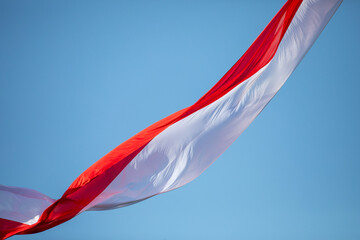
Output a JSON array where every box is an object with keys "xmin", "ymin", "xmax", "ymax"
[{"xmin": 0, "ymin": 0, "xmax": 342, "ymax": 239}]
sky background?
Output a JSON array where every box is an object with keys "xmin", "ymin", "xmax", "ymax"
[{"xmin": 0, "ymin": 0, "xmax": 359, "ymax": 239}]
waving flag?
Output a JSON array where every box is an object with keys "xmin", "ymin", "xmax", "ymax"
[{"xmin": 0, "ymin": 0, "xmax": 342, "ymax": 239}]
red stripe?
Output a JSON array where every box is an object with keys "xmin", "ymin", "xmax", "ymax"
[
  {"xmin": 0, "ymin": 219, "xmax": 27, "ymax": 239},
  {"xmin": 1, "ymin": 0, "xmax": 303, "ymax": 238}
]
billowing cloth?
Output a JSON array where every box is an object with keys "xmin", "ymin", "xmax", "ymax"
[{"xmin": 0, "ymin": 0, "xmax": 342, "ymax": 238}]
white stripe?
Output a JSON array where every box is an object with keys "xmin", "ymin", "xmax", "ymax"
[
  {"xmin": 83, "ymin": 0, "xmax": 342, "ymax": 211},
  {"xmin": 0, "ymin": 185, "xmax": 54, "ymax": 225}
]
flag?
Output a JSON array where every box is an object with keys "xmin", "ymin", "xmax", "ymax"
[{"xmin": 0, "ymin": 0, "xmax": 342, "ymax": 238}]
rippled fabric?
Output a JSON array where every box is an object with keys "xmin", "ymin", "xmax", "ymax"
[{"xmin": 0, "ymin": 0, "xmax": 342, "ymax": 239}]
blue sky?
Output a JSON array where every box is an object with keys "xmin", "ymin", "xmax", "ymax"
[{"xmin": 1, "ymin": 0, "xmax": 359, "ymax": 239}]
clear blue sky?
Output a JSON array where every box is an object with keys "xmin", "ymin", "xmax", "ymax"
[{"xmin": 1, "ymin": 0, "xmax": 359, "ymax": 239}]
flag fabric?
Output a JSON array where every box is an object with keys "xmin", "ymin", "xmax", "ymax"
[{"xmin": 0, "ymin": 0, "xmax": 342, "ymax": 238}]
